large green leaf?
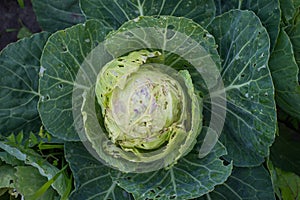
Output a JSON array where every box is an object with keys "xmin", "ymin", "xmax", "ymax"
[
  {"xmin": 80, "ymin": 0, "xmax": 216, "ymax": 28},
  {"xmin": 112, "ymin": 132, "xmax": 232, "ymax": 200},
  {"xmin": 199, "ymin": 166, "xmax": 275, "ymax": 200},
  {"xmin": 0, "ymin": 32, "xmax": 50, "ymax": 136},
  {"xmin": 214, "ymin": 0, "xmax": 280, "ymax": 50},
  {"xmin": 207, "ymin": 10, "xmax": 277, "ymax": 166},
  {"xmin": 0, "ymin": 141, "xmax": 67, "ymax": 197},
  {"xmin": 32, "ymin": 0, "xmax": 85, "ymax": 32},
  {"xmin": 39, "ymin": 20, "xmax": 112, "ymax": 141},
  {"xmin": 270, "ymin": 122, "xmax": 300, "ymax": 176},
  {"xmin": 268, "ymin": 161, "xmax": 300, "ymax": 200},
  {"xmin": 15, "ymin": 166, "xmax": 59, "ymax": 200},
  {"xmin": 0, "ymin": 161, "xmax": 59, "ymax": 199},
  {"xmin": 65, "ymin": 142, "xmax": 133, "ymax": 200},
  {"xmin": 269, "ymin": 29, "xmax": 300, "ymax": 120}
]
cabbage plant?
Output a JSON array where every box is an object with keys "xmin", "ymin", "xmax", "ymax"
[
  {"xmin": 91, "ymin": 50, "xmax": 202, "ymax": 172},
  {"xmin": 0, "ymin": 0, "xmax": 300, "ymax": 199}
]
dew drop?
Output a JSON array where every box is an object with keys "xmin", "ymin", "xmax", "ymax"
[
  {"xmin": 205, "ymin": 33, "xmax": 213, "ymax": 38},
  {"xmin": 259, "ymin": 53, "xmax": 264, "ymax": 58},
  {"xmin": 39, "ymin": 66, "xmax": 46, "ymax": 77},
  {"xmin": 257, "ymin": 65, "xmax": 266, "ymax": 71}
]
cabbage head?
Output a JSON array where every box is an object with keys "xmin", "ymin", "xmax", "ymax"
[{"xmin": 85, "ymin": 50, "xmax": 203, "ymax": 172}]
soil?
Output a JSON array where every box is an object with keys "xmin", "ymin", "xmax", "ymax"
[{"xmin": 0, "ymin": 0, "xmax": 41, "ymax": 50}]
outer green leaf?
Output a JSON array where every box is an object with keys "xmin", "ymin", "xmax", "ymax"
[
  {"xmin": 269, "ymin": 29, "xmax": 300, "ymax": 120},
  {"xmin": 214, "ymin": 0, "xmax": 280, "ymax": 50},
  {"xmin": 32, "ymin": 0, "xmax": 85, "ymax": 32},
  {"xmin": 0, "ymin": 32, "xmax": 50, "ymax": 136},
  {"xmin": 199, "ymin": 166, "xmax": 275, "ymax": 200},
  {"xmin": 0, "ymin": 141, "xmax": 67, "ymax": 197},
  {"xmin": 112, "ymin": 132, "xmax": 232, "ymax": 200},
  {"xmin": 64, "ymin": 142, "xmax": 133, "ymax": 200},
  {"xmin": 15, "ymin": 166, "xmax": 59, "ymax": 200},
  {"xmin": 0, "ymin": 162, "xmax": 59, "ymax": 199},
  {"xmin": 80, "ymin": 0, "xmax": 215, "ymax": 28},
  {"xmin": 103, "ymin": 15, "xmax": 221, "ymax": 92},
  {"xmin": 268, "ymin": 162, "xmax": 300, "ymax": 200},
  {"xmin": 38, "ymin": 20, "xmax": 112, "ymax": 141},
  {"xmin": 270, "ymin": 123, "xmax": 300, "ymax": 176},
  {"xmin": 207, "ymin": 10, "xmax": 277, "ymax": 166}
]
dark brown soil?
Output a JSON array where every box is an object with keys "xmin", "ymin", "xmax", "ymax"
[{"xmin": 0, "ymin": 0, "xmax": 41, "ymax": 50}]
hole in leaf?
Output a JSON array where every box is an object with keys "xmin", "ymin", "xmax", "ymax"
[
  {"xmin": 167, "ymin": 25, "xmax": 175, "ymax": 30},
  {"xmin": 241, "ymin": 74, "xmax": 245, "ymax": 78},
  {"xmin": 164, "ymin": 101, "xmax": 168, "ymax": 109},
  {"xmin": 221, "ymin": 159, "xmax": 231, "ymax": 166},
  {"xmin": 46, "ymin": 95, "xmax": 50, "ymax": 100},
  {"xmin": 62, "ymin": 45, "xmax": 67, "ymax": 51},
  {"xmin": 58, "ymin": 84, "xmax": 63, "ymax": 89},
  {"xmin": 166, "ymin": 29, "xmax": 175, "ymax": 39},
  {"xmin": 118, "ymin": 65, "xmax": 124, "ymax": 68},
  {"xmin": 170, "ymin": 195, "xmax": 177, "ymax": 199},
  {"xmin": 170, "ymin": 132, "xmax": 176, "ymax": 139},
  {"xmin": 125, "ymin": 32, "xmax": 134, "ymax": 38},
  {"xmin": 150, "ymin": 189, "xmax": 155, "ymax": 194}
]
